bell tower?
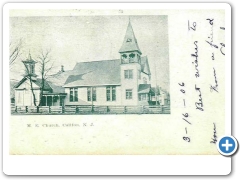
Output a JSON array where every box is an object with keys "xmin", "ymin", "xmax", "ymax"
[
  {"xmin": 119, "ymin": 19, "xmax": 142, "ymax": 106},
  {"xmin": 22, "ymin": 51, "xmax": 37, "ymax": 78},
  {"xmin": 119, "ymin": 20, "xmax": 142, "ymax": 64}
]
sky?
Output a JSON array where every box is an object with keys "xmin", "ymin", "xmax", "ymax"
[{"xmin": 10, "ymin": 15, "xmax": 169, "ymax": 91}]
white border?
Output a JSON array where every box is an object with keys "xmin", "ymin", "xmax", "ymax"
[{"xmin": 2, "ymin": 3, "xmax": 232, "ymax": 175}]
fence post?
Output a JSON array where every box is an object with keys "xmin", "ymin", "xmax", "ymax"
[
  {"xmin": 91, "ymin": 105, "xmax": 94, "ymax": 113},
  {"xmin": 76, "ymin": 106, "xmax": 79, "ymax": 114},
  {"xmin": 37, "ymin": 106, "xmax": 39, "ymax": 113},
  {"xmin": 142, "ymin": 106, "xmax": 145, "ymax": 114},
  {"xmin": 107, "ymin": 106, "xmax": 110, "ymax": 113},
  {"xmin": 162, "ymin": 105, "xmax": 164, "ymax": 113},
  {"xmin": 49, "ymin": 106, "xmax": 51, "ymax": 113},
  {"xmin": 62, "ymin": 106, "xmax": 65, "ymax": 113},
  {"xmin": 15, "ymin": 106, "xmax": 17, "ymax": 113},
  {"xmin": 26, "ymin": 106, "xmax": 28, "ymax": 113},
  {"xmin": 124, "ymin": 106, "xmax": 127, "ymax": 113}
]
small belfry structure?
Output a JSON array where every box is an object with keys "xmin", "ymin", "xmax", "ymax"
[
  {"xmin": 119, "ymin": 20, "xmax": 142, "ymax": 64},
  {"xmin": 22, "ymin": 52, "xmax": 37, "ymax": 79}
]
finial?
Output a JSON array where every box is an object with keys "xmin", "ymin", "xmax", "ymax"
[{"xmin": 28, "ymin": 50, "xmax": 32, "ymax": 60}]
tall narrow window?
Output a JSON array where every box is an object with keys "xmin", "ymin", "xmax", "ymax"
[
  {"xmin": 106, "ymin": 86, "xmax": 116, "ymax": 101},
  {"xmin": 88, "ymin": 87, "xmax": 97, "ymax": 101},
  {"xmin": 87, "ymin": 88, "xmax": 91, "ymax": 101},
  {"xmin": 70, "ymin": 88, "xmax": 78, "ymax": 102},
  {"xmin": 143, "ymin": 77, "xmax": 147, "ymax": 84},
  {"xmin": 124, "ymin": 70, "xmax": 133, "ymax": 79},
  {"xmin": 106, "ymin": 87, "xmax": 111, "ymax": 101},
  {"xmin": 92, "ymin": 87, "xmax": 96, "ymax": 101},
  {"xmin": 142, "ymin": 94, "xmax": 146, "ymax": 100},
  {"xmin": 129, "ymin": 70, "xmax": 133, "ymax": 79},
  {"xmin": 74, "ymin": 88, "xmax": 78, "ymax": 101},
  {"xmin": 126, "ymin": 89, "xmax": 133, "ymax": 99},
  {"xmin": 112, "ymin": 87, "xmax": 116, "ymax": 101},
  {"xmin": 70, "ymin": 88, "xmax": 73, "ymax": 102},
  {"xmin": 30, "ymin": 64, "xmax": 34, "ymax": 74}
]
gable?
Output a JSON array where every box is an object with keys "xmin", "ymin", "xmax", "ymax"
[
  {"xmin": 141, "ymin": 56, "xmax": 151, "ymax": 75},
  {"xmin": 15, "ymin": 77, "xmax": 40, "ymax": 89},
  {"xmin": 14, "ymin": 77, "xmax": 52, "ymax": 91}
]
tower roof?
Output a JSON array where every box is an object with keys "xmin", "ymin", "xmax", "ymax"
[
  {"xmin": 22, "ymin": 51, "xmax": 37, "ymax": 64},
  {"xmin": 119, "ymin": 21, "xmax": 142, "ymax": 54}
]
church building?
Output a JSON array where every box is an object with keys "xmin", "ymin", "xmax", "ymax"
[{"xmin": 14, "ymin": 21, "xmax": 156, "ymax": 107}]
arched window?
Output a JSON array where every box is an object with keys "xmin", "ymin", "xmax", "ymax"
[
  {"xmin": 143, "ymin": 77, "xmax": 147, "ymax": 84},
  {"xmin": 129, "ymin": 53, "xmax": 135, "ymax": 63},
  {"xmin": 121, "ymin": 54, "xmax": 128, "ymax": 64}
]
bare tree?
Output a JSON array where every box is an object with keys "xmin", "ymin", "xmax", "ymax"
[
  {"xmin": 37, "ymin": 49, "xmax": 54, "ymax": 106},
  {"xmin": 23, "ymin": 49, "xmax": 54, "ymax": 107},
  {"xmin": 9, "ymin": 39, "xmax": 22, "ymax": 67},
  {"xmin": 23, "ymin": 61, "xmax": 38, "ymax": 106}
]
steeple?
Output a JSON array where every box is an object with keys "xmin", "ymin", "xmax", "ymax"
[
  {"xmin": 119, "ymin": 21, "xmax": 142, "ymax": 54},
  {"xmin": 22, "ymin": 51, "xmax": 37, "ymax": 77}
]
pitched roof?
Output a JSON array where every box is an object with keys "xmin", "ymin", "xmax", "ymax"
[
  {"xmin": 140, "ymin": 56, "xmax": 151, "ymax": 75},
  {"xmin": 14, "ymin": 76, "xmax": 52, "ymax": 91},
  {"xmin": 34, "ymin": 78, "xmax": 52, "ymax": 90},
  {"xmin": 119, "ymin": 22, "xmax": 142, "ymax": 54},
  {"xmin": 63, "ymin": 59, "xmax": 121, "ymax": 87},
  {"xmin": 138, "ymin": 84, "xmax": 151, "ymax": 94}
]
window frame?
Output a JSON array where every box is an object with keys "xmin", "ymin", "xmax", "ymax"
[
  {"xmin": 124, "ymin": 69, "xmax": 133, "ymax": 79},
  {"xmin": 126, "ymin": 89, "xmax": 133, "ymax": 100},
  {"xmin": 70, "ymin": 87, "xmax": 78, "ymax": 102},
  {"xmin": 106, "ymin": 86, "xmax": 116, "ymax": 101},
  {"xmin": 87, "ymin": 87, "xmax": 97, "ymax": 102}
]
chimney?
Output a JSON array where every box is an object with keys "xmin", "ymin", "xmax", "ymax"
[{"xmin": 61, "ymin": 65, "xmax": 65, "ymax": 72}]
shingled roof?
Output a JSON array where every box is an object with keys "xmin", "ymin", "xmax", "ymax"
[
  {"xmin": 119, "ymin": 22, "xmax": 142, "ymax": 54},
  {"xmin": 138, "ymin": 84, "xmax": 151, "ymax": 94},
  {"xmin": 63, "ymin": 59, "xmax": 121, "ymax": 87}
]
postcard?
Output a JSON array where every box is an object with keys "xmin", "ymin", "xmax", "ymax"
[{"xmin": 3, "ymin": 3, "xmax": 232, "ymax": 175}]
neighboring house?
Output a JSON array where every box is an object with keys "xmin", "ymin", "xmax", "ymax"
[
  {"xmin": 14, "ymin": 21, "xmax": 162, "ymax": 107},
  {"xmin": 14, "ymin": 54, "xmax": 67, "ymax": 106}
]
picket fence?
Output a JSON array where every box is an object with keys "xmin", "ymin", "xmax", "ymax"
[{"xmin": 11, "ymin": 105, "xmax": 170, "ymax": 114}]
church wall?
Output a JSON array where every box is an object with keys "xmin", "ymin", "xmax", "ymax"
[
  {"xmin": 64, "ymin": 86, "xmax": 122, "ymax": 106},
  {"xmin": 120, "ymin": 63, "xmax": 141, "ymax": 106},
  {"xmin": 15, "ymin": 79, "xmax": 40, "ymax": 106}
]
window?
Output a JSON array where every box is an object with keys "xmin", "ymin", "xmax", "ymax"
[
  {"xmin": 106, "ymin": 86, "xmax": 116, "ymax": 101},
  {"xmin": 92, "ymin": 87, "xmax": 96, "ymax": 101},
  {"xmin": 138, "ymin": 94, "xmax": 147, "ymax": 101},
  {"xmin": 106, "ymin": 87, "xmax": 111, "ymax": 101},
  {"xmin": 87, "ymin": 88, "xmax": 91, "ymax": 101},
  {"xmin": 121, "ymin": 54, "xmax": 128, "ymax": 64},
  {"xmin": 112, "ymin": 87, "xmax": 116, "ymax": 101},
  {"xmin": 129, "ymin": 53, "xmax": 135, "ymax": 63},
  {"xmin": 30, "ymin": 64, "xmax": 34, "ymax": 74},
  {"xmin": 124, "ymin": 70, "xmax": 133, "ymax": 79},
  {"xmin": 143, "ymin": 77, "xmax": 147, "ymax": 84},
  {"xmin": 142, "ymin": 94, "xmax": 146, "ymax": 100},
  {"xmin": 87, "ymin": 87, "xmax": 97, "ymax": 101},
  {"xmin": 126, "ymin": 89, "xmax": 132, "ymax": 99},
  {"xmin": 70, "ymin": 88, "xmax": 78, "ymax": 102}
]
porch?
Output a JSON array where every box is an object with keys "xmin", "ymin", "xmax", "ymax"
[{"xmin": 41, "ymin": 93, "xmax": 67, "ymax": 106}]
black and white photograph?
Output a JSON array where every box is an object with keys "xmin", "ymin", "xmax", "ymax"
[{"xmin": 10, "ymin": 15, "xmax": 170, "ymax": 115}]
